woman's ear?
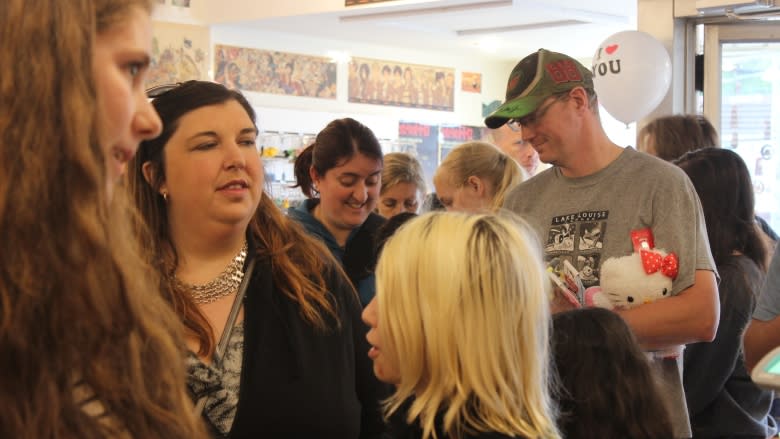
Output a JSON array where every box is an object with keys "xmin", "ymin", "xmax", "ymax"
[
  {"xmin": 142, "ymin": 161, "xmax": 167, "ymax": 195},
  {"xmin": 466, "ymin": 175, "xmax": 486, "ymax": 196},
  {"xmin": 308, "ymin": 165, "xmax": 321, "ymax": 189}
]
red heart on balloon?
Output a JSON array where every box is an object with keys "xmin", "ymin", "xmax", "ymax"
[{"xmin": 606, "ymin": 44, "xmax": 619, "ymax": 54}]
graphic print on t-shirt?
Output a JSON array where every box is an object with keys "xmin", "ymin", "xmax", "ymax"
[{"xmin": 544, "ymin": 210, "xmax": 608, "ymax": 289}]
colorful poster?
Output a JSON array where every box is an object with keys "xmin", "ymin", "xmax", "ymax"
[
  {"xmin": 461, "ymin": 72, "xmax": 482, "ymax": 93},
  {"xmin": 439, "ymin": 125, "xmax": 485, "ymax": 162},
  {"xmin": 146, "ymin": 22, "xmax": 209, "ymax": 88},
  {"xmin": 349, "ymin": 57, "xmax": 454, "ymax": 111},
  {"xmin": 214, "ymin": 44, "xmax": 337, "ymax": 99},
  {"xmin": 398, "ymin": 122, "xmax": 439, "ymax": 190}
]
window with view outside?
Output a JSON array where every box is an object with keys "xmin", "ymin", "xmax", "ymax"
[{"xmin": 721, "ymin": 42, "xmax": 780, "ymax": 234}]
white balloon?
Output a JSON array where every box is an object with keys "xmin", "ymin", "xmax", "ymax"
[{"xmin": 592, "ymin": 31, "xmax": 672, "ymax": 125}]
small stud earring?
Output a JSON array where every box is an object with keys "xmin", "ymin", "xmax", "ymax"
[{"xmin": 162, "ymin": 191, "xmax": 168, "ymax": 202}]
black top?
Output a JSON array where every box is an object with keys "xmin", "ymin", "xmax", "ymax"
[
  {"xmin": 683, "ymin": 255, "xmax": 777, "ymax": 438},
  {"xmin": 228, "ymin": 254, "xmax": 387, "ymax": 438},
  {"xmin": 385, "ymin": 398, "xmax": 525, "ymax": 439}
]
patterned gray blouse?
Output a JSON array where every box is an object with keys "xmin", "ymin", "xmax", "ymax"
[{"xmin": 186, "ymin": 322, "xmax": 245, "ymax": 437}]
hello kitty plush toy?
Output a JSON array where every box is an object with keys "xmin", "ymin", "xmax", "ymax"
[
  {"xmin": 584, "ymin": 229, "xmax": 682, "ymax": 359},
  {"xmin": 584, "ymin": 249, "xmax": 676, "ymax": 309}
]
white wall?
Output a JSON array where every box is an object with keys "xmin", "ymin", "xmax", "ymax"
[
  {"xmin": 151, "ymin": 4, "xmax": 634, "ymax": 146},
  {"xmin": 209, "ymin": 24, "xmax": 513, "ymax": 139}
]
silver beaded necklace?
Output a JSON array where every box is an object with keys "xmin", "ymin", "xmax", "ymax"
[{"xmin": 174, "ymin": 240, "xmax": 248, "ymax": 305}]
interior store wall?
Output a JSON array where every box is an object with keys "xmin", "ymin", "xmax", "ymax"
[
  {"xmin": 152, "ymin": 3, "xmax": 638, "ymax": 152},
  {"xmin": 150, "ymin": 0, "xmax": 517, "ymax": 142},
  {"xmin": 210, "ymin": 25, "xmax": 515, "ymax": 140}
]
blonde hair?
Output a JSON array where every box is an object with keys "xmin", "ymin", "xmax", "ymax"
[
  {"xmin": 381, "ymin": 152, "xmax": 427, "ymax": 196},
  {"xmin": 0, "ymin": 0, "xmax": 206, "ymax": 438},
  {"xmin": 434, "ymin": 141, "xmax": 523, "ymax": 211},
  {"xmin": 376, "ymin": 212, "xmax": 560, "ymax": 439}
]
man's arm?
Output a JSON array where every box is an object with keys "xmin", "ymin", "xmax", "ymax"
[
  {"xmin": 616, "ymin": 270, "xmax": 719, "ymax": 350},
  {"xmin": 744, "ymin": 317, "xmax": 780, "ymax": 372}
]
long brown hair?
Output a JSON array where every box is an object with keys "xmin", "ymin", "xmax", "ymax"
[
  {"xmin": 128, "ymin": 81, "xmax": 340, "ymax": 357},
  {"xmin": 0, "ymin": 0, "xmax": 206, "ymax": 438},
  {"xmin": 675, "ymin": 148, "xmax": 768, "ymax": 272}
]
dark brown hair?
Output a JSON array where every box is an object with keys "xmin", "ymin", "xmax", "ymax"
[
  {"xmin": 293, "ymin": 117, "xmax": 383, "ymax": 198},
  {"xmin": 675, "ymin": 148, "xmax": 767, "ymax": 272},
  {"xmin": 128, "ymin": 81, "xmax": 340, "ymax": 357},
  {"xmin": 552, "ymin": 308, "xmax": 674, "ymax": 439}
]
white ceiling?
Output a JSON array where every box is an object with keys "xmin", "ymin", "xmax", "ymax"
[{"xmin": 236, "ymin": 0, "xmax": 638, "ymax": 62}]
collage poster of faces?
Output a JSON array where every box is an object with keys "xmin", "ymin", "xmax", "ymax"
[
  {"xmin": 348, "ymin": 57, "xmax": 455, "ymax": 111},
  {"xmin": 214, "ymin": 44, "xmax": 338, "ymax": 99}
]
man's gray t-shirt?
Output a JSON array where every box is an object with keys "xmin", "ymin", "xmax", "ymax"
[
  {"xmin": 504, "ymin": 146, "xmax": 716, "ymax": 438},
  {"xmin": 753, "ymin": 246, "xmax": 780, "ymax": 321}
]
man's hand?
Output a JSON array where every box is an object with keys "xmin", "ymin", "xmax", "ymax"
[{"xmin": 550, "ymin": 285, "xmax": 581, "ymax": 314}]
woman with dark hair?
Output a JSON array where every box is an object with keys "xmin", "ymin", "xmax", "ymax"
[
  {"xmin": 291, "ymin": 117, "xmax": 386, "ymax": 306},
  {"xmin": 639, "ymin": 113, "xmax": 777, "ymax": 263},
  {"xmin": 552, "ymin": 308, "xmax": 674, "ymax": 439},
  {"xmin": 674, "ymin": 148, "xmax": 777, "ymax": 438},
  {"xmin": 128, "ymin": 81, "xmax": 385, "ymax": 438}
]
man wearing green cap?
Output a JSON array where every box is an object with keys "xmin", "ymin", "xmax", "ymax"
[{"xmin": 488, "ymin": 48, "xmax": 719, "ymax": 438}]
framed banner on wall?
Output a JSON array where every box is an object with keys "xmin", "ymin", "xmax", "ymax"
[
  {"xmin": 349, "ymin": 57, "xmax": 454, "ymax": 111},
  {"xmin": 214, "ymin": 44, "xmax": 337, "ymax": 99}
]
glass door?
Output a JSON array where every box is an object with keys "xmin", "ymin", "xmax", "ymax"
[{"xmin": 704, "ymin": 23, "xmax": 780, "ymax": 233}]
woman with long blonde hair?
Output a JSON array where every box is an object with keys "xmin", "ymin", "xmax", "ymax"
[
  {"xmin": 0, "ymin": 0, "xmax": 207, "ymax": 438},
  {"xmin": 433, "ymin": 141, "xmax": 523, "ymax": 213},
  {"xmin": 363, "ymin": 212, "xmax": 560, "ymax": 439}
]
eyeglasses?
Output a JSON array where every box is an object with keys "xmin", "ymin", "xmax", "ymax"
[
  {"xmin": 507, "ymin": 93, "xmax": 570, "ymax": 132},
  {"xmin": 145, "ymin": 82, "xmax": 182, "ymax": 99}
]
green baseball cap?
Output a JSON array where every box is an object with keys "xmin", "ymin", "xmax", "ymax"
[{"xmin": 484, "ymin": 49, "xmax": 594, "ymax": 129}]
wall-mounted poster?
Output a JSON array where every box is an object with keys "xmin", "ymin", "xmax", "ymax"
[
  {"xmin": 171, "ymin": 0, "xmax": 190, "ymax": 6},
  {"xmin": 146, "ymin": 22, "xmax": 209, "ymax": 88},
  {"xmin": 439, "ymin": 125, "xmax": 485, "ymax": 162},
  {"xmin": 349, "ymin": 57, "xmax": 454, "ymax": 111},
  {"xmin": 214, "ymin": 44, "xmax": 337, "ymax": 99},
  {"xmin": 461, "ymin": 72, "xmax": 482, "ymax": 93},
  {"xmin": 346, "ymin": 0, "xmax": 398, "ymax": 5},
  {"xmin": 398, "ymin": 122, "xmax": 439, "ymax": 190}
]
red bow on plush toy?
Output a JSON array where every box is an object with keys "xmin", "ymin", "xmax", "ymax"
[{"xmin": 640, "ymin": 250, "xmax": 679, "ymax": 280}]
